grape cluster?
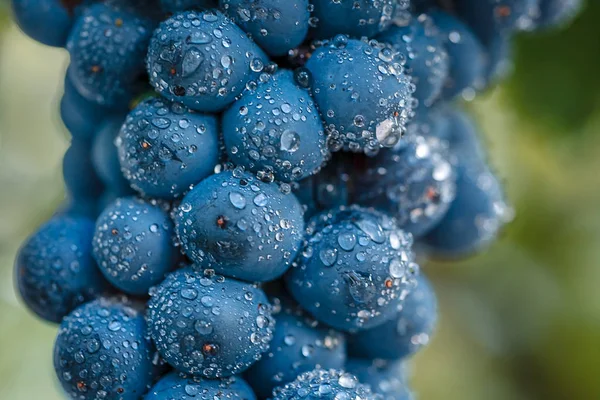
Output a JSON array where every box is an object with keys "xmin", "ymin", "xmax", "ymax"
[{"xmin": 12, "ymin": 0, "xmax": 581, "ymax": 399}]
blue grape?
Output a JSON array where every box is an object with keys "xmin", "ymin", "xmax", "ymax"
[
  {"xmin": 406, "ymin": 105, "xmax": 451, "ymax": 138},
  {"xmin": 450, "ymin": 1, "xmax": 540, "ymax": 85},
  {"xmin": 11, "ymin": 0, "xmax": 78, "ymax": 47},
  {"xmin": 57, "ymin": 197, "xmax": 101, "ymax": 219},
  {"xmin": 61, "ymin": 72, "xmax": 115, "ymax": 142},
  {"xmin": 97, "ymin": 190, "xmax": 122, "ymax": 214},
  {"xmin": 245, "ymin": 295, "xmax": 346, "ymax": 397},
  {"xmin": 146, "ymin": 10, "xmax": 267, "ymax": 112},
  {"xmin": 147, "ymin": 267, "xmax": 274, "ymax": 377},
  {"xmin": 63, "ymin": 139, "xmax": 105, "ymax": 201},
  {"xmin": 160, "ymin": 0, "xmax": 216, "ymax": 12},
  {"xmin": 15, "ymin": 216, "xmax": 108, "ymax": 323},
  {"xmin": 537, "ymin": 0, "xmax": 582, "ymax": 28},
  {"xmin": 54, "ymin": 298, "xmax": 163, "ymax": 400},
  {"xmin": 286, "ymin": 206, "xmax": 418, "ymax": 332},
  {"xmin": 411, "ymin": 0, "xmax": 437, "ymax": 12},
  {"xmin": 222, "ymin": 69, "xmax": 329, "ymax": 183},
  {"xmin": 345, "ymin": 359, "xmax": 413, "ymax": 400},
  {"xmin": 421, "ymin": 165, "xmax": 511, "ymax": 259},
  {"xmin": 67, "ymin": 3, "xmax": 155, "ymax": 108},
  {"xmin": 174, "ymin": 169, "xmax": 304, "ymax": 282},
  {"xmin": 486, "ymin": 34, "xmax": 513, "ymax": 83},
  {"xmin": 429, "ymin": 10, "xmax": 487, "ymax": 100},
  {"xmin": 272, "ymin": 369, "xmax": 380, "ymax": 400},
  {"xmin": 418, "ymin": 108, "xmax": 513, "ymax": 257},
  {"xmin": 91, "ymin": 115, "xmax": 135, "ymax": 196},
  {"xmin": 354, "ymin": 133, "xmax": 457, "ymax": 238},
  {"xmin": 348, "ymin": 273, "xmax": 437, "ymax": 360},
  {"xmin": 310, "ymin": 0, "xmax": 407, "ymax": 40},
  {"xmin": 145, "ymin": 372, "xmax": 256, "ymax": 400},
  {"xmin": 377, "ymin": 14, "xmax": 449, "ymax": 107},
  {"xmin": 293, "ymin": 152, "xmax": 352, "ymax": 219},
  {"xmin": 220, "ymin": 0, "xmax": 310, "ymax": 57},
  {"xmin": 92, "ymin": 197, "xmax": 177, "ymax": 295},
  {"xmin": 305, "ymin": 37, "xmax": 414, "ymax": 154},
  {"xmin": 105, "ymin": 0, "xmax": 165, "ymax": 17},
  {"xmin": 429, "ymin": 107, "xmax": 486, "ymax": 166},
  {"xmin": 118, "ymin": 97, "xmax": 219, "ymax": 199},
  {"xmin": 454, "ymin": 0, "xmax": 541, "ymax": 41}
]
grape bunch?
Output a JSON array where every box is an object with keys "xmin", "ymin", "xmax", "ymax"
[{"xmin": 12, "ymin": 0, "xmax": 581, "ymax": 399}]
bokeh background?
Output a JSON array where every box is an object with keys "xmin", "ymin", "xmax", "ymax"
[{"xmin": 1, "ymin": 1, "xmax": 599, "ymax": 399}]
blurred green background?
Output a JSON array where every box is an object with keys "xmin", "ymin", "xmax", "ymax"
[{"xmin": 1, "ymin": 2, "xmax": 600, "ymax": 399}]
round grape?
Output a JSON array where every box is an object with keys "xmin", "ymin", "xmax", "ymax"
[
  {"xmin": 286, "ymin": 206, "xmax": 418, "ymax": 332},
  {"xmin": 174, "ymin": 169, "xmax": 304, "ymax": 282},
  {"xmin": 147, "ymin": 268, "xmax": 274, "ymax": 377}
]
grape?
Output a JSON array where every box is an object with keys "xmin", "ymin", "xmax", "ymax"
[
  {"xmin": 91, "ymin": 115, "xmax": 135, "ymax": 196},
  {"xmin": 144, "ymin": 372, "xmax": 256, "ymax": 400},
  {"xmin": 220, "ymin": 0, "xmax": 310, "ymax": 57},
  {"xmin": 147, "ymin": 268, "xmax": 274, "ymax": 377},
  {"xmin": 345, "ymin": 359, "xmax": 413, "ymax": 400},
  {"xmin": 92, "ymin": 197, "xmax": 177, "ymax": 295},
  {"xmin": 61, "ymin": 71, "xmax": 115, "ymax": 142},
  {"xmin": 286, "ymin": 206, "xmax": 418, "ymax": 332},
  {"xmin": 421, "ymin": 165, "xmax": 512, "ymax": 258},
  {"xmin": 54, "ymin": 298, "xmax": 163, "ymax": 399},
  {"xmin": 16, "ymin": 216, "xmax": 108, "ymax": 323},
  {"xmin": 222, "ymin": 69, "xmax": 329, "ymax": 183},
  {"xmin": 63, "ymin": 139, "xmax": 105, "ymax": 201},
  {"xmin": 245, "ymin": 295, "xmax": 346, "ymax": 397},
  {"xmin": 310, "ymin": 0, "xmax": 404, "ymax": 39},
  {"xmin": 146, "ymin": 10, "xmax": 267, "ymax": 112},
  {"xmin": 348, "ymin": 273, "xmax": 438, "ymax": 360},
  {"xmin": 11, "ymin": 0, "xmax": 79, "ymax": 47},
  {"xmin": 67, "ymin": 3, "xmax": 155, "ymax": 108},
  {"xmin": 160, "ymin": 0, "xmax": 216, "ymax": 12},
  {"xmin": 537, "ymin": 0, "xmax": 583, "ymax": 28},
  {"xmin": 272, "ymin": 369, "xmax": 380, "ymax": 400},
  {"xmin": 174, "ymin": 169, "xmax": 304, "ymax": 282},
  {"xmin": 353, "ymin": 134, "xmax": 457, "ymax": 238},
  {"xmin": 118, "ymin": 97, "xmax": 219, "ymax": 199},
  {"xmin": 305, "ymin": 37, "xmax": 414, "ymax": 154},
  {"xmin": 429, "ymin": 10, "xmax": 487, "ymax": 100},
  {"xmin": 377, "ymin": 13, "xmax": 449, "ymax": 107}
]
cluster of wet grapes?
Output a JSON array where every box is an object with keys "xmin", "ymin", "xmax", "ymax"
[{"xmin": 12, "ymin": 0, "xmax": 581, "ymax": 399}]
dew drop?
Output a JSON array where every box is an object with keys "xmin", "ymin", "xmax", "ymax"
[
  {"xmin": 284, "ymin": 334, "xmax": 296, "ymax": 346},
  {"xmin": 229, "ymin": 192, "xmax": 247, "ymax": 209},
  {"xmin": 194, "ymin": 320, "xmax": 213, "ymax": 335},
  {"xmin": 337, "ymin": 232, "xmax": 357, "ymax": 251},
  {"xmin": 253, "ymin": 193, "xmax": 268, "ymax": 207},
  {"xmin": 354, "ymin": 218, "xmax": 385, "ymax": 244},
  {"xmin": 319, "ymin": 248, "xmax": 338, "ymax": 267},
  {"xmin": 181, "ymin": 288, "xmax": 198, "ymax": 300},
  {"xmin": 280, "ymin": 130, "xmax": 300, "ymax": 153},
  {"xmin": 181, "ymin": 48, "xmax": 204, "ymax": 77},
  {"xmin": 344, "ymin": 271, "xmax": 376, "ymax": 304}
]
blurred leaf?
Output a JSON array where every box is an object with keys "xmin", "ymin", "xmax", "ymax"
[
  {"xmin": 506, "ymin": 0, "xmax": 600, "ymax": 136},
  {"xmin": 0, "ymin": 2, "xmax": 9, "ymax": 27}
]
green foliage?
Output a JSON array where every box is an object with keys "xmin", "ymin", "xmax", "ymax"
[
  {"xmin": 0, "ymin": 3, "xmax": 9, "ymax": 29},
  {"xmin": 507, "ymin": 1, "xmax": 600, "ymax": 136}
]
